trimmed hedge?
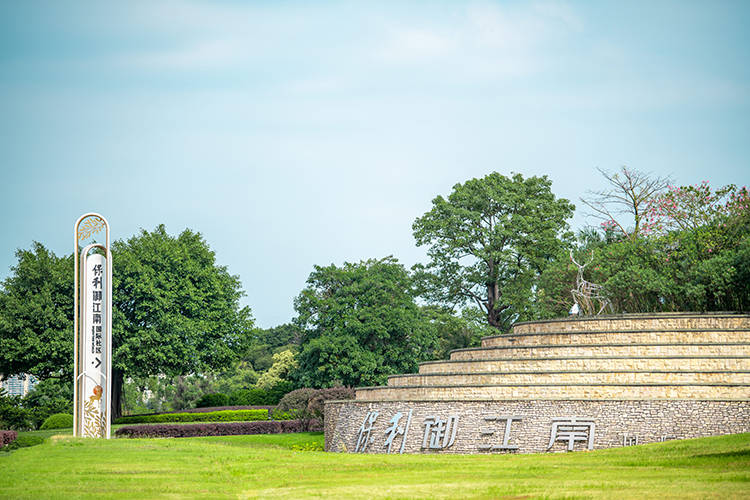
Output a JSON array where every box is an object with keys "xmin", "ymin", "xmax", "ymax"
[
  {"xmin": 115, "ymin": 420, "xmax": 311, "ymax": 438},
  {"xmin": 123, "ymin": 406, "xmax": 273, "ymax": 418},
  {"xmin": 114, "ymin": 409, "xmax": 269, "ymax": 425},
  {"xmin": 40, "ymin": 413, "xmax": 74, "ymax": 430},
  {"xmin": 196, "ymin": 393, "xmax": 229, "ymax": 408},
  {"xmin": 1, "ymin": 430, "xmax": 17, "ymax": 447}
]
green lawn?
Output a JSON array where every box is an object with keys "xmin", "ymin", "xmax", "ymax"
[{"xmin": 1, "ymin": 431, "xmax": 749, "ymax": 499}]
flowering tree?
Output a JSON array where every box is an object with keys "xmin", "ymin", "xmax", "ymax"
[
  {"xmin": 643, "ymin": 182, "xmax": 749, "ymax": 236},
  {"xmin": 581, "ymin": 167, "xmax": 671, "ymax": 240}
]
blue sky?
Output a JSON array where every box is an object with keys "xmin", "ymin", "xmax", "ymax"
[{"xmin": 1, "ymin": 1, "xmax": 748, "ymax": 327}]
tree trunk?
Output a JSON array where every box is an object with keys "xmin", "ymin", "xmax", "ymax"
[
  {"xmin": 486, "ymin": 282, "xmax": 503, "ymax": 329},
  {"xmin": 111, "ymin": 367, "xmax": 124, "ymax": 421}
]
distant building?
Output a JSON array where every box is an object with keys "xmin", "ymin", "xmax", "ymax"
[{"xmin": 1, "ymin": 374, "xmax": 38, "ymax": 397}]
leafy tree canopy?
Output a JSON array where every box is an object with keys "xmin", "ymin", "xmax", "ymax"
[
  {"xmin": 293, "ymin": 256, "xmax": 437, "ymax": 388},
  {"xmin": 413, "ymin": 172, "xmax": 575, "ymax": 330},
  {"xmin": 111, "ymin": 225, "xmax": 253, "ymax": 417},
  {"xmin": 0, "ymin": 243, "xmax": 73, "ymax": 380}
]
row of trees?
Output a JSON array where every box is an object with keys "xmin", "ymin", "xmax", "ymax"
[{"xmin": 1, "ymin": 169, "xmax": 748, "ymax": 424}]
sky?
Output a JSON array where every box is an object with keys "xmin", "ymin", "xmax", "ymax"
[{"xmin": 1, "ymin": 1, "xmax": 748, "ymax": 328}]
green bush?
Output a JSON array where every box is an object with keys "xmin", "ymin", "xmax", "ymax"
[
  {"xmin": 1, "ymin": 433, "xmax": 44, "ymax": 452},
  {"xmin": 195, "ymin": 393, "xmax": 229, "ymax": 408},
  {"xmin": 228, "ymin": 388, "xmax": 268, "ymax": 406},
  {"xmin": 40, "ymin": 413, "xmax": 73, "ymax": 430},
  {"xmin": 307, "ymin": 387, "xmax": 355, "ymax": 420},
  {"xmin": 264, "ymin": 381, "xmax": 295, "ymax": 405},
  {"xmin": 114, "ymin": 409, "xmax": 269, "ymax": 425},
  {"xmin": 275, "ymin": 388, "xmax": 318, "ymax": 419},
  {"xmin": 0, "ymin": 389, "xmax": 33, "ymax": 431},
  {"xmin": 21, "ymin": 378, "xmax": 73, "ymax": 429},
  {"xmin": 269, "ymin": 409, "xmax": 298, "ymax": 421}
]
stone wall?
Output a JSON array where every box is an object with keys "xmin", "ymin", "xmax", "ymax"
[
  {"xmin": 512, "ymin": 314, "xmax": 750, "ymax": 334},
  {"xmin": 325, "ymin": 313, "xmax": 750, "ymax": 454},
  {"xmin": 325, "ymin": 399, "xmax": 750, "ymax": 454},
  {"xmin": 355, "ymin": 383, "xmax": 749, "ymax": 401},
  {"xmin": 389, "ymin": 370, "xmax": 750, "ymax": 386},
  {"xmin": 482, "ymin": 329, "xmax": 750, "ymax": 348},
  {"xmin": 419, "ymin": 356, "xmax": 750, "ymax": 374},
  {"xmin": 451, "ymin": 343, "xmax": 750, "ymax": 360}
]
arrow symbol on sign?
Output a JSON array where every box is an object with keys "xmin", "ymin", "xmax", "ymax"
[{"xmin": 94, "ymin": 357, "xmax": 101, "ymax": 368}]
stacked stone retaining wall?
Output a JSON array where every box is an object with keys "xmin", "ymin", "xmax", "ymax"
[
  {"xmin": 325, "ymin": 313, "xmax": 750, "ymax": 454},
  {"xmin": 325, "ymin": 400, "xmax": 750, "ymax": 454}
]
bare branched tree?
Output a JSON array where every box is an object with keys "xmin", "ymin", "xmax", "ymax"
[{"xmin": 581, "ymin": 167, "xmax": 671, "ymax": 240}]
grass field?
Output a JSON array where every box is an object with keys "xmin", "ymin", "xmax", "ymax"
[{"xmin": 1, "ymin": 431, "xmax": 749, "ymax": 499}]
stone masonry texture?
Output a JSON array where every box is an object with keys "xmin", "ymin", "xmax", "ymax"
[
  {"xmin": 325, "ymin": 399, "xmax": 750, "ymax": 454},
  {"xmin": 325, "ymin": 313, "xmax": 750, "ymax": 454}
]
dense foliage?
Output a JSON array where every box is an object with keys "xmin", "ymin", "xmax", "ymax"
[
  {"xmin": 111, "ymin": 225, "xmax": 254, "ymax": 418},
  {"xmin": 535, "ymin": 180, "xmax": 750, "ymax": 317},
  {"xmin": 114, "ymin": 409, "xmax": 269, "ymax": 425},
  {"xmin": 0, "ymin": 244, "xmax": 73, "ymax": 380},
  {"xmin": 196, "ymin": 393, "xmax": 230, "ymax": 408},
  {"xmin": 413, "ymin": 172, "xmax": 575, "ymax": 330},
  {"xmin": 293, "ymin": 257, "xmax": 438, "ymax": 387},
  {"xmin": 0, "ymin": 389, "xmax": 32, "ymax": 431}
]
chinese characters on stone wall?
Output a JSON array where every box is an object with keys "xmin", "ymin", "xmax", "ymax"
[{"xmin": 352, "ymin": 412, "xmax": 600, "ymax": 453}]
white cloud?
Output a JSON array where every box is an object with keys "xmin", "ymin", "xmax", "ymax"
[{"xmin": 373, "ymin": 1, "xmax": 581, "ymax": 78}]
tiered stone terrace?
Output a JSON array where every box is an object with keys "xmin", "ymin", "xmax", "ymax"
[
  {"xmin": 325, "ymin": 313, "xmax": 750, "ymax": 453},
  {"xmin": 355, "ymin": 313, "xmax": 750, "ymax": 401}
]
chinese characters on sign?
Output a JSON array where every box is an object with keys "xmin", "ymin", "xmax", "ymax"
[
  {"xmin": 73, "ymin": 213, "xmax": 112, "ymax": 440},
  {"xmin": 79, "ymin": 253, "xmax": 108, "ymax": 438},
  {"xmin": 350, "ymin": 412, "xmax": 597, "ymax": 453},
  {"xmin": 478, "ymin": 416, "xmax": 522, "ymax": 451},
  {"xmin": 383, "ymin": 410, "xmax": 413, "ymax": 454},
  {"xmin": 353, "ymin": 410, "xmax": 459, "ymax": 453},
  {"xmin": 422, "ymin": 415, "xmax": 459, "ymax": 450},
  {"xmin": 547, "ymin": 417, "xmax": 596, "ymax": 451},
  {"xmin": 355, "ymin": 411, "xmax": 378, "ymax": 453},
  {"xmin": 91, "ymin": 263, "xmax": 103, "ymax": 364}
]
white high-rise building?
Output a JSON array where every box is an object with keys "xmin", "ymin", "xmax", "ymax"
[{"xmin": 1, "ymin": 374, "xmax": 38, "ymax": 397}]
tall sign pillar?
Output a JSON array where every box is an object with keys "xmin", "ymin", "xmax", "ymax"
[{"xmin": 73, "ymin": 213, "xmax": 112, "ymax": 438}]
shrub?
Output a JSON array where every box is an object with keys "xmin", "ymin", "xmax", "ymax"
[
  {"xmin": 21, "ymin": 378, "xmax": 73, "ymax": 429},
  {"xmin": 269, "ymin": 409, "xmax": 298, "ymax": 421},
  {"xmin": 307, "ymin": 386, "xmax": 355, "ymax": 421},
  {"xmin": 228, "ymin": 389, "xmax": 269, "ymax": 406},
  {"xmin": 115, "ymin": 420, "xmax": 311, "ymax": 438},
  {"xmin": 195, "ymin": 393, "xmax": 229, "ymax": 408},
  {"xmin": 264, "ymin": 381, "xmax": 295, "ymax": 405},
  {"xmin": 0, "ymin": 430, "xmax": 17, "ymax": 447},
  {"xmin": 275, "ymin": 388, "xmax": 318, "ymax": 419},
  {"xmin": 124, "ymin": 406, "xmax": 273, "ymax": 417},
  {"xmin": 114, "ymin": 409, "xmax": 269, "ymax": 425},
  {"xmin": 0, "ymin": 391, "xmax": 33, "ymax": 431},
  {"xmin": 40, "ymin": 413, "xmax": 73, "ymax": 430},
  {"xmin": 3, "ymin": 433, "xmax": 44, "ymax": 451}
]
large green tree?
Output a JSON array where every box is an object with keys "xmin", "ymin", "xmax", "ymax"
[
  {"xmin": 0, "ymin": 243, "xmax": 73, "ymax": 381},
  {"xmin": 111, "ymin": 225, "xmax": 252, "ymax": 418},
  {"xmin": 0, "ymin": 226, "xmax": 253, "ymax": 421},
  {"xmin": 413, "ymin": 172, "xmax": 575, "ymax": 330},
  {"xmin": 293, "ymin": 257, "xmax": 437, "ymax": 388}
]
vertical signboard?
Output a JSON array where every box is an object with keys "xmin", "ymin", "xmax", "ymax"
[{"xmin": 73, "ymin": 214, "xmax": 112, "ymax": 438}]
